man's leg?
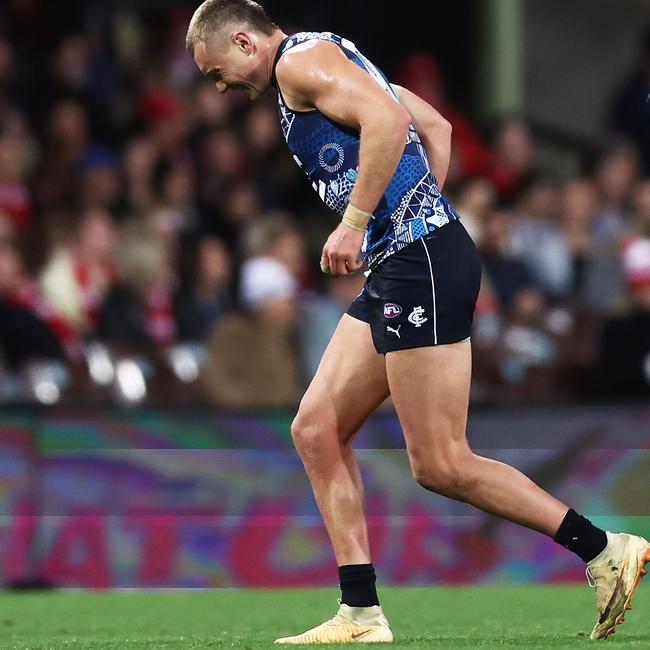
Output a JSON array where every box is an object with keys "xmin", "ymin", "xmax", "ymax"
[
  {"xmin": 385, "ymin": 339, "xmax": 650, "ymax": 639},
  {"xmin": 385, "ymin": 339, "xmax": 568, "ymax": 534},
  {"xmin": 275, "ymin": 314, "xmax": 394, "ymax": 644},
  {"xmin": 291, "ymin": 314, "xmax": 389, "ymax": 565}
]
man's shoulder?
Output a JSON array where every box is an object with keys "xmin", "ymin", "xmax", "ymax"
[
  {"xmin": 277, "ymin": 33, "xmax": 341, "ymax": 66},
  {"xmin": 275, "ymin": 35, "xmax": 342, "ymax": 90},
  {"xmin": 284, "ymin": 31, "xmax": 341, "ymax": 48}
]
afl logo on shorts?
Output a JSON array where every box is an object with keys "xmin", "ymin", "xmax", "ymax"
[
  {"xmin": 318, "ymin": 143, "xmax": 345, "ymax": 173},
  {"xmin": 384, "ymin": 303, "xmax": 402, "ymax": 319}
]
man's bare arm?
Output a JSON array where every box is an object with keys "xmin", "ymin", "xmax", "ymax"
[
  {"xmin": 277, "ymin": 41, "xmax": 411, "ymax": 215},
  {"xmin": 391, "ymin": 84, "xmax": 452, "ymax": 190},
  {"xmin": 276, "ymin": 41, "xmax": 410, "ymax": 275}
]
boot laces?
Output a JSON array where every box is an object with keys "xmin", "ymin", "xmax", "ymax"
[
  {"xmin": 328, "ymin": 599, "xmax": 354, "ymax": 626},
  {"xmin": 585, "ymin": 566, "xmax": 596, "ymax": 588}
]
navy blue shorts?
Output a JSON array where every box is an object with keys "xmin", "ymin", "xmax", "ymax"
[{"xmin": 347, "ymin": 220, "xmax": 481, "ymax": 354}]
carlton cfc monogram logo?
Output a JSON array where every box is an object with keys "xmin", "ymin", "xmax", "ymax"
[
  {"xmin": 383, "ymin": 303, "xmax": 402, "ymax": 319},
  {"xmin": 408, "ymin": 306, "xmax": 428, "ymax": 327}
]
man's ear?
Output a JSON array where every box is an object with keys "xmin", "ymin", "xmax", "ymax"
[{"xmin": 232, "ymin": 31, "xmax": 254, "ymax": 54}]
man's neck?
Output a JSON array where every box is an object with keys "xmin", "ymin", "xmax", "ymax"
[{"xmin": 264, "ymin": 30, "xmax": 288, "ymax": 84}]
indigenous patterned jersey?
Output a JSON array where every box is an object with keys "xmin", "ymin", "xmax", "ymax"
[{"xmin": 270, "ymin": 31, "xmax": 460, "ymax": 269}]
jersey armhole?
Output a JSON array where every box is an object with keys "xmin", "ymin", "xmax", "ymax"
[{"xmin": 275, "ymin": 61, "xmax": 319, "ymax": 114}]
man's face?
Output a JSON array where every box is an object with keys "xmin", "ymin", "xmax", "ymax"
[{"xmin": 193, "ymin": 34, "xmax": 267, "ymax": 101}]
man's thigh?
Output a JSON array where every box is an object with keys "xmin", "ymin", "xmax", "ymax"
[
  {"xmin": 297, "ymin": 314, "xmax": 389, "ymax": 445},
  {"xmin": 385, "ymin": 340, "xmax": 472, "ymax": 454}
]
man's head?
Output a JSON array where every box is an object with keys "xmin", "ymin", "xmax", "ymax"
[{"xmin": 186, "ymin": 0, "xmax": 280, "ymax": 100}]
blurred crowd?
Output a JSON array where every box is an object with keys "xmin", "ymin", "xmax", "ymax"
[{"xmin": 0, "ymin": 2, "xmax": 648, "ymax": 407}]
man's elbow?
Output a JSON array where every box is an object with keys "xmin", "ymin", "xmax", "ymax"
[
  {"xmin": 360, "ymin": 105, "xmax": 410, "ymax": 140},
  {"xmin": 382, "ymin": 105, "xmax": 410, "ymax": 142},
  {"xmin": 423, "ymin": 116, "xmax": 452, "ymax": 146},
  {"xmin": 393, "ymin": 105, "xmax": 411, "ymax": 133},
  {"xmin": 436, "ymin": 115, "xmax": 452, "ymax": 135}
]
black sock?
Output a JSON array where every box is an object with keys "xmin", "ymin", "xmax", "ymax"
[
  {"xmin": 553, "ymin": 508, "xmax": 608, "ymax": 563},
  {"xmin": 338, "ymin": 563, "xmax": 380, "ymax": 607}
]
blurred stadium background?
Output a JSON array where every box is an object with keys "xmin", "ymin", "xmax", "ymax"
[{"xmin": 0, "ymin": 0, "xmax": 649, "ymax": 595}]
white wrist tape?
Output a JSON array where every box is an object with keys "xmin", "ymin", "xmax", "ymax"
[{"xmin": 342, "ymin": 204, "xmax": 372, "ymax": 231}]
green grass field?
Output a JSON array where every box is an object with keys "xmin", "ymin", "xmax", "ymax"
[{"xmin": 0, "ymin": 585, "xmax": 649, "ymax": 649}]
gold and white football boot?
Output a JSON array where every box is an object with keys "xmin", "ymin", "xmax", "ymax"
[
  {"xmin": 586, "ymin": 531, "xmax": 650, "ymax": 639},
  {"xmin": 274, "ymin": 601, "xmax": 393, "ymax": 644}
]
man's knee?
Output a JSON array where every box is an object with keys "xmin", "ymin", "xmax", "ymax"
[
  {"xmin": 410, "ymin": 445, "xmax": 476, "ymax": 497},
  {"xmin": 290, "ymin": 411, "xmax": 314, "ymax": 448},
  {"xmin": 291, "ymin": 408, "xmax": 334, "ymax": 459}
]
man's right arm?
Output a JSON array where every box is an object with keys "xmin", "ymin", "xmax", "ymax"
[
  {"xmin": 391, "ymin": 84, "xmax": 452, "ymax": 190},
  {"xmin": 276, "ymin": 41, "xmax": 411, "ymax": 276}
]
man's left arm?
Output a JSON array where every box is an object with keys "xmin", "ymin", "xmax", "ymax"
[{"xmin": 391, "ymin": 84, "xmax": 452, "ymax": 190}]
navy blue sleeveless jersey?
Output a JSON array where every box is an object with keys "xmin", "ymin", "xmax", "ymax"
[{"xmin": 271, "ymin": 31, "xmax": 460, "ymax": 270}]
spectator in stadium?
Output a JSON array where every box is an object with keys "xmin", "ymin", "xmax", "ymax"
[
  {"xmin": 244, "ymin": 101, "xmax": 280, "ymax": 162},
  {"xmin": 188, "ymin": 78, "xmax": 233, "ymax": 134},
  {"xmin": 488, "ymin": 285, "xmax": 559, "ymax": 398},
  {"xmin": 201, "ymin": 254, "xmax": 301, "ymax": 407},
  {"xmin": 149, "ymin": 156, "xmax": 201, "ymax": 242},
  {"xmin": 0, "ymin": 113, "xmax": 33, "ymax": 229},
  {"xmin": 299, "ymin": 272, "xmax": 366, "ymax": 381},
  {"xmin": 201, "ymin": 215, "xmax": 306, "ymax": 407},
  {"xmin": 241, "ymin": 213, "xmax": 307, "ymax": 283},
  {"xmin": 557, "ymin": 177, "xmax": 598, "ymax": 304},
  {"xmin": 197, "ymin": 126, "xmax": 249, "ymax": 230},
  {"xmin": 245, "ymin": 100, "xmax": 300, "ymax": 210},
  {"xmin": 477, "ymin": 206, "xmax": 563, "ymax": 393},
  {"xmin": 467, "ymin": 274, "xmax": 502, "ymax": 389},
  {"xmin": 78, "ymin": 145, "xmax": 122, "ymax": 212},
  {"xmin": 174, "ymin": 235, "xmax": 232, "ymax": 341},
  {"xmin": 632, "ymin": 178, "xmax": 650, "ymax": 233},
  {"xmin": 448, "ymin": 176, "xmax": 496, "ymax": 246},
  {"xmin": 509, "ymin": 175, "xmax": 572, "ymax": 301},
  {"xmin": 488, "ymin": 116, "xmax": 537, "ymax": 201},
  {"xmin": 394, "ymin": 52, "xmax": 492, "ymax": 181},
  {"xmin": 166, "ymin": 7, "xmax": 203, "ymax": 92},
  {"xmin": 97, "ymin": 221, "xmax": 176, "ymax": 349},
  {"xmin": 0, "ymin": 237, "xmax": 78, "ymax": 367},
  {"xmin": 43, "ymin": 33, "xmax": 119, "ymax": 135},
  {"xmin": 137, "ymin": 86, "xmax": 188, "ymax": 160},
  {"xmin": 118, "ymin": 136, "xmax": 158, "ymax": 217},
  {"xmin": 607, "ymin": 26, "xmax": 650, "ymax": 174},
  {"xmin": 34, "ymin": 99, "xmax": 90, "ymax": 210},
  {"xmin": 592, "ymin": 142, "xmax": 639, "ymax": 245},
  {"xmin": 479, "ymin": 208, "xmax": 539, "ymax": 312},
  {"xmin": 594, "ymin": 180, "xmax": 650, "ymax": 395},
  {"xmin": 596, "ymin": 236, "xmax": 650, "ymax": 397},
  {"xmin": 40, "ymin": 207, "xmax": 117, "ymax": 336},
  {"xmin": 586, "ymin": 179, "xmax": 650, "ymax": 314},
  {"xmin": 583, "ymin": 171, "xmax": 646, "ymax": 315},
  {"xmin": 478, "ymin": 198, "xmax": 572, "ymax": 392},
  {"xmin": 214, "ymin": 180, "xmax": 261, "ymax": 248}
]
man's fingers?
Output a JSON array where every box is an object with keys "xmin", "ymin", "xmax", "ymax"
[
  {"xmin": 322, "ymin": 251, "xmax": 363, "ymax": 276},
  {"xmin": 320, "ymin": 255, "xmax": 330, "ymax": 274},
  {"xmin": 335, "ymin": 256, "xmax": 348, "ymax": 276},
  {"xmin": 328, "ymin": 251, "xmax": 339, "ymax": 276},
  {"xmin": 346, "ymin": 258, "xmax": 363, "ymax": 273},
  {"xmin": 338, "ymin": 257, "xmax": 362, "ymax": 275}
]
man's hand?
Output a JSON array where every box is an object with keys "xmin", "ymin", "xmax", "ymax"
[{"xmin": 320, "ymin": 223, "xmax": 365, "ymax": 276}]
